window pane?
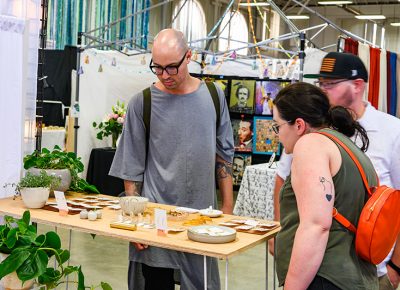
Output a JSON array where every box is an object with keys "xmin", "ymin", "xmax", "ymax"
[{"xmin": 218, "ymin": 11, "xmax": 248, "ymax": 55}]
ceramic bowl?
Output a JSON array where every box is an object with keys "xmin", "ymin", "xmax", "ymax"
[{"xmin": 119, "ymin": 196, "xmax": 149, "ymax": 215}]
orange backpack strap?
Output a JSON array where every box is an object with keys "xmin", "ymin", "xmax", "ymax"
[
  {"xmin": 317, "ymin": 131, "xmax": 377, "ymax": 196},
  {"xmin": 332, "ymin": 208, "xmax": 357, "ymax": 233}
]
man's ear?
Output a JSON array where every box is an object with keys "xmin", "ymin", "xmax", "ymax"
[
  {"xmin": 186, "ymin": 50, "xmax": 192, "ymax": 62},
  {"xmin": 353, "ymin": 79, "xmax": 365, "ymax": 95}
]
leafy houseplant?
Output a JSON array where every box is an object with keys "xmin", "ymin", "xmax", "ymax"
[
  {"xmin": 93, "ymin": 101, "xmax": 126, "ymax": 148},
  {"xmin": 23, "ymin": 146, "xmax": 99, "ymax": 194},
  {"xmin": 0, "ymin": 210, "xmax": 111, "ymax": 290}
]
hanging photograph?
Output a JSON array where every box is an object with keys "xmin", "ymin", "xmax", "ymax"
[
  {"xmin": 253, "ymin": 116, "xmax": 281, "ymax": 155},
  {"xmin": 254, "ymin": 81, "xmax": 290, "ymax": 115},
  {"xmin": 232, "ymin": 118, "xmax": 253, "ymax": 152},
  {"xmin": 229, "ymin": 80, "xmax": 255, "ymax": 114},
  {"xmin": 232, "ymin": 154, "xmax": 252, "ymax": 186}
]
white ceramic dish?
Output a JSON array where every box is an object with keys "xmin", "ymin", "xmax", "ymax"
[
  {"xmin": 199, "ymin": 209, "xmax": 223, "ymax": 218},
  {"xmin": 187, "ymin": 225, "xmax": 236, "ymax": 244},
  {"xmin": 175, "ymin": 207, "xmax": 199, "ymax": 213}
]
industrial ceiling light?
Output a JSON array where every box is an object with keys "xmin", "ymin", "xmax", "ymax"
[
  {"xmin": 287, "ymin": 15, "xmax": 310, "ymax": 19},
  {"xmin": 318, "ymin": 1, "xmax": 353, "ymax": 4},
  {"xmin": 355, "ymin": 15, "xmax": 386, "ymax": 20},
  {"xmin": 390, "ymin": 22, "xmax": 400, "ymax": 26},
  {"xmin": 238, "ymin": 2, "xmax": 270, "ymax": 6}
]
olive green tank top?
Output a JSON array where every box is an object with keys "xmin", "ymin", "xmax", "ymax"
[{"xmin": 276, "ymin": 128, "xmax": 378, "ymax": 290}]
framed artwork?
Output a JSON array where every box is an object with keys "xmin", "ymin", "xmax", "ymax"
[
  {"xmin": 229, "ymin": 80, "xmax": 255, "ymax": 114},
  {"xmin": 252, "ymin": 116, "xmax": 281, "ymax": 155},
  {"xmin": 232, "ymin": 154, "xmax": 252, "ymax": 186},
  {"xmin": 232, "ymin": 118, "xmax": 253, "ymax": 152},
  {"xmin": 254, "ymin": 81, "xmax": 290, "ymax": 115}
]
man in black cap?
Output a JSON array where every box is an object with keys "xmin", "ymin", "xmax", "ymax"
[{"xmin": 271, "ymin": 52, "xmax": 400, "ymax": 290}]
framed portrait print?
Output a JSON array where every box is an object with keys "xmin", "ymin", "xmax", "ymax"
[
  {"xmin": 232, "ymin": 118, "xmax": 253, "ymax": 153},
  {"xmin": 252, "ymin": 116, "xmax": 281, "ymax": 155},
  {"xmin": 254, "ymin": 81, "xmax": 290, "ymax": 115},
  {"xmin": 232, "ymin": 154, "xmax": 252, "ymax": 186},
  {"xmin": 229, "ymin": 80, "xmax": 255, "ymax": 114}
]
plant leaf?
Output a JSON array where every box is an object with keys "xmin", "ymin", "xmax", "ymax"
[
  {"xmin": 44, "ymin": 231, "xmax": 61, "ymax": 250},
  {"xmin": 17, "ymin": 249, "xmax": 48, "ymax": 281},
  {"xmin": 55, "ymin": 249, "xmax": 70, "ymax": 265},
  {"xmin": 22, "ymin": 210, "xmax": 30, "ymax": 225},
  {"xmin": 42, "ymin": 148, "xmax": 50, "ymax": 154},
  {"xmin": 77, "ymin": 266, "xmax": 85, "ymax": 290},
  {"xmin": 0, "ymin": 249, "xmax": 31, "ymax": 279},
  {"xmin": 5, "ymin": 228, "xmax": 18, "ymax": 249},
  {"xmin": 101, "ymin": 282, "xmax": 113, "ymax": 290}
]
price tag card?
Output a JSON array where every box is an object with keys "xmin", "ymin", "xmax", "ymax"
[
  {"xmin": 154, "ymin": 208, "xmax": 167, "ymax": 236},
  {"xmin": 54, "ymin": 191, "xmax": 69, "ymax": 216}
]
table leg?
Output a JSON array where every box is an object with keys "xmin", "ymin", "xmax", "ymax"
[
  {"xmin": 266, "ymin": 241, "xmax": 269, "ymax": 290},
  {"xmin": 273, "ymin": 237, "xmax": 276, "ymax": 290},
  {"xmin": 225, "ymin": 258, "xmax": 229, "ymax": 290},
  {"xmin": 204, "ymin": 256, "xmax": 207, "ymax": 290}
]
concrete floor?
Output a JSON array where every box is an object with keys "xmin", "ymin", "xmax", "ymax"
[{"xmin": 38, "ymin": 224, "xmax": 282, "ymax": 290}]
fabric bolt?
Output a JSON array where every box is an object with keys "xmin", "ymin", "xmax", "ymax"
[
  {"xmin": 344, "ymin": 38, "xmax": 359, "ymax": 55},
  {"xmin": 358, "ymin": 42, "xmax": 370, "ymax": 101},
  {"xmin": 109, "ymin": 81, "xmax": 234, "ymax": 290},
  {"xmin": 397, "ymin": 56, "xmax": 400, "ymax": 117},
  {"xmin": 276, "ymin": 128, "xmax": 379, "ymax": 290},
  {"xmin": 368, "ymin": 47, "xmax": 381, "ymax": 109},
  {"xmin": 389, "ymin": 52, "xmax": 398, "ymax": 116},
  {"xmin": 378, "ymin": 50, "xmax": 387, "ymax": 113}
]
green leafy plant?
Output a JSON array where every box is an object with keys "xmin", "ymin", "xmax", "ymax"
[
  {"xmin": 93, "ymin": 101, "xmax": 126, "ymax": 148},
  {"xmin": 0, "ymin": 210, "xmax": 112, "ymax": 289},
  {"xmin": 17, "ymin": 171, "xmax": 61, "ymax": 191},
  {"xmin": 23, "ymin": 146, "xmax": 99, "ymax": 194}
]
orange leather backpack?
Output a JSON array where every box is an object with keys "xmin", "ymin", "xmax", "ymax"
[{"xmin": 319, "ymin": 131, "xmax": 400, "ymax": 265}]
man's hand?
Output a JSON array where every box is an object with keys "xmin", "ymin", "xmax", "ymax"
[
  {"xmin": 131, "ymin": 242, "xmax": 148, "ymax": 251},
  {"xmin": 387, "ymin": 264, "xmax": 400, "ymax": 289}
]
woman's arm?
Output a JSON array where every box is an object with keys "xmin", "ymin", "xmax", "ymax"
[{"xmin": 284, "ymin": 134, "xmax": 339, "ymax": 290}]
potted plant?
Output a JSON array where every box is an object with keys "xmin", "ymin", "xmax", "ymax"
[
  {"xmin": 93, "ymin": 101, "xmax": 126, "ymax": 148},
  {"xmin": 15, "ymin": 171, "xmax": 60, "ymax": 209},
  {"xmin": 23, "ymin": 146, "xmax": 99, "ymax": 194},
  {"xmin": 0, "ymin": 210, "xmax": 111, "ymax": 290}
]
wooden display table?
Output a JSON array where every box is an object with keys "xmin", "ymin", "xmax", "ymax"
[{"xmin": 0, "ymin": 194, "xmax": 280, "ymax": 289}]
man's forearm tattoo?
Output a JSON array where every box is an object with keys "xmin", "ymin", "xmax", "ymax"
[
  {"xmin": 216, "ymin": 160, "xmax": 233, "ymax": 179},
  {"xmin": 319, "ymin": 176, "xmax": 333, "ymax": 202}
]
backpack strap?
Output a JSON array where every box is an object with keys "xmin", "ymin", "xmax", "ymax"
[
  {"xmin": 205, "ymin": 81, "xmax": 220, "ymax": 129},
  {"xmin": 316, "ymin": 131, "xmax": 377, "ymax": 234},
  {"xmin": 142, "ymin": 87, "xmax": 151, "ymax": 154}
]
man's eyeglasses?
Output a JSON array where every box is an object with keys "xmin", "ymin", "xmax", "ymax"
[
  {"xmin": 314, "ymin": 79, "xmax": 350, "ymax": 89},
  {"xmin": 149, "ymin": 51, "xmax": 188, "ymax": 75},
  {"xmin": 272, "ymin": 121, "xmax": 291, "ymax": 134}
]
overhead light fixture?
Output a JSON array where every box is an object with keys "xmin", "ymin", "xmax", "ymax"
[
  {"xmin": 287, "ymin": 15, "xmax": 310, "ymax": 20},
  {"xmin": 318, "ymin": 1, "xmax": 352, "ymax": 4},
  {"xmin": 390, "ymin": 22, "xmax": 400, "ymax": 26},
  {"xmin": 238, "ymin": 2, "xmax": 270, "ymax": 6},
  {"xmin": 355, "ymin": 15, "xmax": 386, "ymax": 20}
]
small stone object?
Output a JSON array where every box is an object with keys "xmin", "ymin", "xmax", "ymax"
[
  {"xmin": 88, "ymin": 210, "xmax": 97, "ymax": 221},
  {"xmin": 80, "ymin": 209, "xmax": 88, "ymax": 219},
  {"xmin": 96, "ymin": 210, "xmax": 102, "ymax": 219}
]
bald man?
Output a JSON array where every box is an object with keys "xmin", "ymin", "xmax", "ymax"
[{"xmin": 110, "ymin": 29, "xmax": 234, "ymax": 290}]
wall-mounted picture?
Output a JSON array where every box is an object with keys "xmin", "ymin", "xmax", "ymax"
[
  {"xmin": 233, "ymin": 154, "xmax": 252, "ymax": 186},
  {"xmin": 229, "ymin": 80, "xmax": 255, "ymax": 114},
  {"xmin": 232, "ymin": 118, "xmax": 253, "ymax": 152},
  {"xmin": 253, "ymin": 116, "xmax": 281, "ymax": 155},
  {"xmin": 255, "ymin": 81, "xmax": 290, "ymax": 115}
]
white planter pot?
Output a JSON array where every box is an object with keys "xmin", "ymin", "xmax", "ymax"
[
  {"xmin": 28, "ymin": 168, "xmax": 72, "ymax": 192},
  {"xmin": 0, "ymin": 253, "xmax": 35, "ymax": 290},
  {"xmin": 20, "ymin": 187, "xmax": 50, "ymax": 209}
]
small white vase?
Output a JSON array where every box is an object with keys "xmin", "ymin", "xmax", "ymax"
[
  {"xmin": 0, "ymin": 253, "xmax": 35, "ymax": 290},
  {"xmin": 20, "ymin": 187, "xmax": 50, "ymax": 209}
]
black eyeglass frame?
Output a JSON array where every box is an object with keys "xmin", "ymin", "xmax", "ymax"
[
  {"xmin": 272, "ymin": 121, "xmax": 293, "ymax": 134},
  {"xmin": 149, "ymin": 51, "xmax": 188, "ymax": 76}
]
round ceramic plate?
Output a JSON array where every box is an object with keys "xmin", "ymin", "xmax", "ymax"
[
  {"xmin": 199, "ymin": 209, "xmax": 223, "ymax": 218},
  {"xmin": 187, "ymin": 225, "xmax": 236, "ymax": 244}
]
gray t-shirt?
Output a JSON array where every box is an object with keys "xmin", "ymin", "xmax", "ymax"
[{"xmin": 109, "ymin": 81, "xmax": 234, "ymax": 289}]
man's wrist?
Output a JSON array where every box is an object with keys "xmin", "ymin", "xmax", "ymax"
[{"xmin": 388, "ymin": 260, "xmax": 400, "ymax": 276}]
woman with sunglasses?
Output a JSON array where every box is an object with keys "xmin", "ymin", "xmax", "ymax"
[{"xmin": 273, "ymin": 82, "xmax": 378, "ymax": 290}]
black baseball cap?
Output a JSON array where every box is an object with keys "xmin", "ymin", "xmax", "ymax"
[{"xmin": 304, "ymin": 52, "xmax": 368, "ymax": 82}]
